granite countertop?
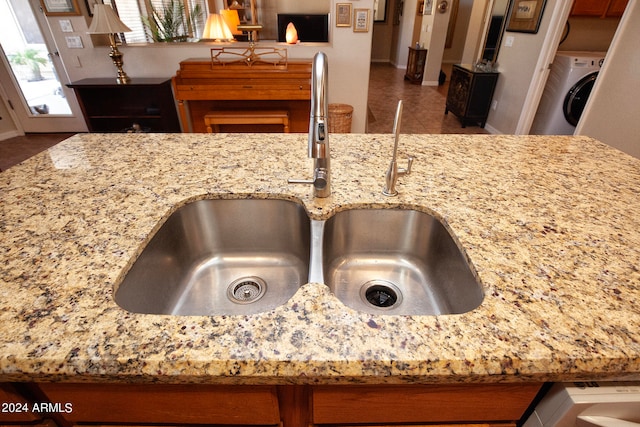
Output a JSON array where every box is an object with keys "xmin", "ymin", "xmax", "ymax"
[{"xmin": 1, "ymin": 133, "xmax": 639, "ymax": 385}]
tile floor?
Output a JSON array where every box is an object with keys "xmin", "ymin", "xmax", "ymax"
[
  {"xmin": 0, "ymin": 63, "xmax": 487, "ymax": 171},
  {"xmin": 0, "ymin": 133, "xmax": 74, "ymax": 172},
  {"xmin": 366, "ymin": 63, "xmax": 488, "ymax": 135}
]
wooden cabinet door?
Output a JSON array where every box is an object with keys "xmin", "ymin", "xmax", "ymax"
[
  {"xmin": 606, "ymin": 0, "xmax": 628, "ymax": 16},
  {"xmin": 311, "ymin": 383, "xmax": 542, "ymax": 425},
  {"xmin": 37, "ymin": 383, "xmax": 281, "ymax": 425},
  {"xmin": 571, "ymin": 0, "xmax": 628, "ymax": 16},
  {"xmin": 447, "ymin": 67, "xmax": 472, "ymax": 117},
  {"xmin": 571, "ymin": 0, "xmax": 608, "ymax": 16}
]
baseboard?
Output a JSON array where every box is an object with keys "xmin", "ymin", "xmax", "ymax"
[
  {"xmin": 0, "ymin": 130, "xmax": 22, "ymax": 141},
  {"xmin": 484, "ymin": 123, "xmax": 501, "ymax": 135}
]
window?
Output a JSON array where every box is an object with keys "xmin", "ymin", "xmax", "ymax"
[{"xmin": 106, "ymin": 0, "xmax": 209, "ymax": 43}]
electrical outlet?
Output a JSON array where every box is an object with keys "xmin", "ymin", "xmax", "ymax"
[
  {"xmin": 504, "ymin": 36, "xmax": 514, "ymax": 47},
  {"xmin": 65, "ymin": 36, "xmax": 83, "ymax": 49},
  {"xmin": 491, "ymin": 100, "xmax": 498, "ymax": 110}
]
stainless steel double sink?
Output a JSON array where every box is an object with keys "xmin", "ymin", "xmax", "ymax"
[{"xmin": 115, "ymin": 199, "xmax": 484, "ymax": 316}]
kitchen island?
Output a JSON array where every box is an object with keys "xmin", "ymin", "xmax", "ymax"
[{"xmin": 1, "ymin": 133, "xmax": 639, "ymax": 423}]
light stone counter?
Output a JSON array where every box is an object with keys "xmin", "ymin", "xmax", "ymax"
[{"xmin": 1, "ymin": 132, "xmax": 639, "ymax": 384}]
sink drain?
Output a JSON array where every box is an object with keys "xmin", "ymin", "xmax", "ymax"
[
  {"xmin": 360, "ymin": 280, "xmax": 403, "ymax": 309},
  {"xmin": 227, "ymin": 276, "xmax": 267, "ymax": 304}
]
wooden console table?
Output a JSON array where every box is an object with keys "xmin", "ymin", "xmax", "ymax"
[
  {"xmin": 445, "ymin": 64, "xmax": 499, "ymax": 128},
  {"xmin": 172, "ymin": 58, "xmax": 312, "ymax": 133}
]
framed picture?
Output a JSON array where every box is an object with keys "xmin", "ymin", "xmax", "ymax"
[
  {"xmin": 40, "ymin": 0, "xmax": 81, "ymax": 16},
  {"xmin": 336, "ymin": 3, "xmax": 352, "ymax": 27},
  {"xmin": 353, "ymin": 8, "xmax": 370, "ymax": 32},
  {"xmin": 505, "ymin": 0, "xmax": 547, "ymax": 33}
]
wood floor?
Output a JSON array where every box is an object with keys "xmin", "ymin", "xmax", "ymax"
[{"xmin": 1, "ymin": 64, "xmax": 487, "ymax": 172}]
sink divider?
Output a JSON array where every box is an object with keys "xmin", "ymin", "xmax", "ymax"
[{"xmin": 308, "ymin": 219, "xmax": 326, "ymax": 284}]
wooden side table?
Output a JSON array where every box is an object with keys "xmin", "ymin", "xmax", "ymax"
[
  {"xmin": 445, "ymin": 64, "xmax": 499, "ymax": 128},
  {"xmin": 405, "ymin": 47, "xmax": 428, "ymax": 84}
]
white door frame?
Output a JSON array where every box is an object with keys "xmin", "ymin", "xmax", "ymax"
[
  {"xmin": 0, "ymin": 0, "xmax": 87, "ymax": 133},
  {"xmin": 514, "ymin": 0, "xmax": 575, "ymax": 134}
]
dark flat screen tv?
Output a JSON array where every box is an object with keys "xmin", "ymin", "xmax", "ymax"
[{"xmin": 277, "ymin": 14, "xmax": 329, "ymax": 43}]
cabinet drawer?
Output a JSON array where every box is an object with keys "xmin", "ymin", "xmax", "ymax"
[
  {"xmin": 37, "ymin": 383, "xmax": 280, "ymax": 425},
  {"xmin": 312, "ymin": 383, "xmax": 541, "ymax": 425}
]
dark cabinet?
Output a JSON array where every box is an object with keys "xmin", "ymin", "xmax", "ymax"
[
  {"xmin": 445, "ymin": 64, "xmax": 499, "ymax": 128},
  {"xmin": 67, "ymin": 78, "xmax": 180, "ymax": 132},
  {"xmin": 405, "ymin": 47, "xmax": 428, "ymax": 84}
]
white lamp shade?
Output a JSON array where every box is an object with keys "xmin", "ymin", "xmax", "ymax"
[
  {"xmin": 202, "ymin": 13, "xmax": 234, "ymax": 40},
  {"xmin": 88, "ymin": 4, "xmax": 132, "ymax": 34}
]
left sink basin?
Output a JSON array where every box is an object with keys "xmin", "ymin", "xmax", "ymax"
[{"xmin": 115, "ymin": 199, "xmax": 311, "ymax": 315}]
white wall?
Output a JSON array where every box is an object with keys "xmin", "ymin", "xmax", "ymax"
[
  {"xmin": 393, "ymin": 0, "xmax": 418, "ymax": 69},
  {"xmin": 576, "ymin": 1, "xmax": 640, "ymax": 158},
  {"xmin": 442, "ymin": 0, "xmax": 473, "ymax": 64},
  {"xmin": 460, "ymin": 0, "xmax": 489, "ymax": 64},
  {"xmin": 484, "ymin": 0, "xmax": 570, "ymax": 134},
  {"xmin": 41, "ymin": 0, "xmax": 373, "ymax": 133},
  {"xmin": 371, "ymin": 19, "xmax": 394, "ymax": 62},
  {"xmin": 560, "ymin": 16, "xmax": 619, "ymax": 51},
  {"xmin": 418, "ymin": 4, "xmax": 452, "ymax": 85}
]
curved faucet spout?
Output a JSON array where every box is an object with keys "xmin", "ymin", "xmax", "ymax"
[
  {"xmin": 288, "ymin": 52, "xmax": 331, "ymax": 198},
  {"xmin": 309, "ymin": 52, "xmax": 329, "ymax": 160},
  {"xmin": 308, "ymin": 52, "xmax": 331, "ymax": 198}
]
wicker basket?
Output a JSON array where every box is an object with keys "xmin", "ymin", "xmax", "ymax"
[{"xmin": 328, "ymin": 103, "xmax": 353, "ymax": 133}]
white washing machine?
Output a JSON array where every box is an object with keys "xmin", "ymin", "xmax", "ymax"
[
  {"xmin": 531, "ymin": 51, "xmax": 606, "ymax": 135},
  {"xmin": 524, "ymin": 382, "xmax": 640, "ymax": 427}
]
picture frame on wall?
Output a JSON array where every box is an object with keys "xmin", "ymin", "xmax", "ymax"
[
  {"xmin": 40, "ymin": 0, "xmax": 81, "ymax": 16},
  {"xmin": 336, "ymin": 3, "xmax": 352, "ymax": 27},
  {"xmin": 353, "ymin": 8, "xmax": 370, "ymax": 32},
  {"xmin": 505, "ymin": 0, "xmax": 547, "ymax": 33}
]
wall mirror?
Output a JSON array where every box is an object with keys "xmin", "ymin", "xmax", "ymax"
[
  {"xmin": 260, "ymin": 0, "xmax": 331, "ymax": 41},
  {"xmin": 108, "ymin": 0, "xmax": 331, "ymax": 44},
  {"xmin": 373, "ymin": 0, "xmax": 387, "ymax": 22},
  {"xmin": 480, "ymin": 0, "xmax": 510, "ymax": 62}
]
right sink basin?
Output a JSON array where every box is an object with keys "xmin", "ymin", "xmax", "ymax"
[{"xmin": 322, "ymin": 209, "xmax": 484, "ymax": 315}]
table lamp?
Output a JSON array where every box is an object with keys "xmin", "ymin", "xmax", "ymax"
[
  {"xmin": 88, "ymin": 4, "xmax": 132, "ymax": 84},
  {"xmin": 202, "ymin": 13, "xmax": 234, "ymax": 41}
]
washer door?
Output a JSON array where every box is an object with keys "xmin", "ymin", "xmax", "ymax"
[{"xmin": 563, "ymin": 71, "xmax": 598, "ymax": 126}]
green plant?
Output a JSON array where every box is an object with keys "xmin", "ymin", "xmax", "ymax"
[
  {"xmin": 8, "ymin": 48, "xmax": 48, "ymax": 81},
  {"xmin": 142, "ymin": 0, "xmax": 203, "ymax": 42}
]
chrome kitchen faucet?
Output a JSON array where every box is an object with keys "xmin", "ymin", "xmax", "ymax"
[
  {"xmin": 383, "ymin": 100, "xmax": 413, "ymax": 197},
  {"xmin": 289, "ymin": 51, "xmax": 331, "ymax": 198}
]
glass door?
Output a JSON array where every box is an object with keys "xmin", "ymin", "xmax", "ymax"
[{"xmin": 0, "ymin": 0, "xmax": 86, "ymax": 132}]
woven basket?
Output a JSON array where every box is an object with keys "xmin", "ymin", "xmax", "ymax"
[{"xmin": 328, "ymin": 103, "xmax": 353, "ymax": 133}]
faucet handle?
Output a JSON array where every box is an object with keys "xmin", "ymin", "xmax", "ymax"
[{"xmin": 398, "ymin": 156, "xmax": 414, "ymax": 176}]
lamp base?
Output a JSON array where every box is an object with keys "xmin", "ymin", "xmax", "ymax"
[{"xmin": 109, "ymin": 40, "xmax": 130, "ymax": 84}]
